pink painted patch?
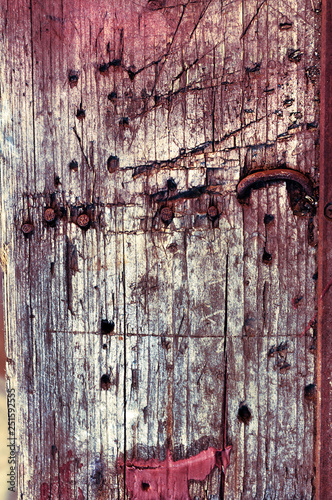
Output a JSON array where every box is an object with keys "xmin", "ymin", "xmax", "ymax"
[{"xmin": 120, "ymin": 446, "xmax": 231, "ymax": 500}]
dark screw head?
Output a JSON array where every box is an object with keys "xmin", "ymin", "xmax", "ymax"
[
  {"xmin": 207, "ymin": 206, "xmax": 218, "ymax": 220},
  {"xmin": 21, "ymin": 223, "xmax": 34, "ymax": 234},
  {"xmin": 324, "ymin": 203, "xmax": 332, "ymax": 220},
  {"xmin": 77, "ymin": 214, "xmax": 90, "ymax": 228},
  {"xmin": 44, "ymin": 208, "xmax": 56, "ymax": 222},
  {"xmin": 160, "ymin": 207, "xmax": 173, "ymax": 224}
]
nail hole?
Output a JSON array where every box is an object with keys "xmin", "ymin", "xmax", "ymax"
[
  {"xmin": 99, "ymin": 62, "xmax": 110, "ymax": 73},
  {"xmin": 108, "ymin": 91, "xmax": 117, "ymax": 101},
  {"xmin": 107, "ymin": 155, "xmax": 120, "ymax": 173},
  {"xmin": 279, "ymin": 22, "xmax": 292, "ymax": 30},
  {"xmin": 288, "ymin": 48, "xmax": 302, "ymax": 63},
  {"xmin": 237, "ymin": 404, "xmax": 252, "ymax": 425},
  {"xmin": 207, "ymin": 206, "xmax": 218, "ymax": 221},
  {"xmin": 167, "ymin": 178, "xmax": 177, "ymax": 191},
  {"xmin": 69, "ymin": 160, "xmax": 79, "ymax": 171},
  {"xmin": 264, "ymin": 214, "xmax": 274, "ymax": 225},
  {"xmin": 141, "ymin": 482, "xmax": 150, "ymax": 491},
  {"xmin": 262, "ymin": 249, "xmax": 272, "ymax": 264},
  {"xmin": 68, "ymin": 70, "xmax": 79, "ymax": 88},
  {"xmin": 101, "ymin": 319, "xmax": 115, "ymax": 333},
  {"xmin": 119, "ymin": 117, "xmax": 129, "ymax": 127},
  {"xmin": 304, "ymin": 383, "xmax": 316, "ymax": 401},
  {"xmin": 76, "ymin": 107, "xmax": 86, "ymax": 120},
  {"xmin": 100, "ymin": 374, "xmax": 111, "ymax": 390}
]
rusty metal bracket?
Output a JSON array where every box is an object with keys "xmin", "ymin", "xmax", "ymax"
[{"xmin": 236, "ymin": 168, "xmax": 314, "ymax": 200}]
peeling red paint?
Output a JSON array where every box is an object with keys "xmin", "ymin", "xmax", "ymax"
[
  {"xmin": 120, "ymin": 446, "xmax": 231, "ymax": 500},
  {"xmin": 77, "ymin": 487, "xmax": 85, "ymax": 500},
  {"xmin": 39, "ymin": 451, "xmax": 84, "ymax": 500}
]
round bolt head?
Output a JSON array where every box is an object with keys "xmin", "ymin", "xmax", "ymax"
[
  {"xmin": 160, "ymin": 207, "xmax": 173, "ymax": 223},
  {"xmin": 44, "ymin": 208, "xmax": 56, "ymax": 222},
  {"xmin": 77, "ymin": 214, "xmax": 90, "ymax": 228},
  {"xmin": 207, "ymin": 206, "xmax": 218, "ymax": 220},
  {"xmin": 21, "ymin": 223, "xmax": 34, "ymax": 234},
  {"xmin": 324, "ymin": 202, "xmax": 332, "ymax": 220}
]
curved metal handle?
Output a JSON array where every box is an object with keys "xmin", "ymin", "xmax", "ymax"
[{"xmin": 237, "ymin": 168, "xmax": 314, "ymax": 199}]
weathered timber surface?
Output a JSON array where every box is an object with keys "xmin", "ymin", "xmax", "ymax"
[
  {"xmin": 317, "ymin": 0, "xmax": 332, "ymax": 497},
  {"xmin": 0, "ymin": 0, "xmax": 320, "ymax": 498}
]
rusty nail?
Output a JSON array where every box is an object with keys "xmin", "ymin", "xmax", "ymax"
[
  {"xmin": 21, "ymin": 223, "xmax": 34, "ymax": 234},
  {"xmin": 207, "ymin": 206, "xmax": 218, "ymax": 220},
  {"xmin": 44, "ymin": 208, "xmax": 56, "ymax": 222},
  {"xmin": 237, "ymin": 168, "xmax": 314, "ymax": 199},
  {"xmin": 324, "ymin": 202, "xmax": 332, "ymax": 220},
  {"xmin": 77, "ymin": 214, "xmax": 90, "ymax": 228},
  {"xmin": 160, "ymin": 207, "xmax": 173, "ymax": 224}
]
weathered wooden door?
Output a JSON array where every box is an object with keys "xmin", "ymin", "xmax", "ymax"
[{"xmin": 1, "ymin": 0, "xmax": 324, "ymax": 498}]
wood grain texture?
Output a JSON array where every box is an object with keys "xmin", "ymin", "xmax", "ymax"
[{"xmin": 0, "ymin": 0, "xmax": 320, "ymax": 498}]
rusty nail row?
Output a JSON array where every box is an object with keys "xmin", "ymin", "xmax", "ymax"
[
  {"xmin": 22, "ymin": 206, "xmax": 220, "ymax": 233},
  {"xmin": 21, "ymin": 209, "xmax": 91, "ymax": 234}
]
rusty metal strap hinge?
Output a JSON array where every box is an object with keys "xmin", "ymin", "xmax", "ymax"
[{"xmin": 236, "ymin": 168, "xmax": 315, "ymax": 203}]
